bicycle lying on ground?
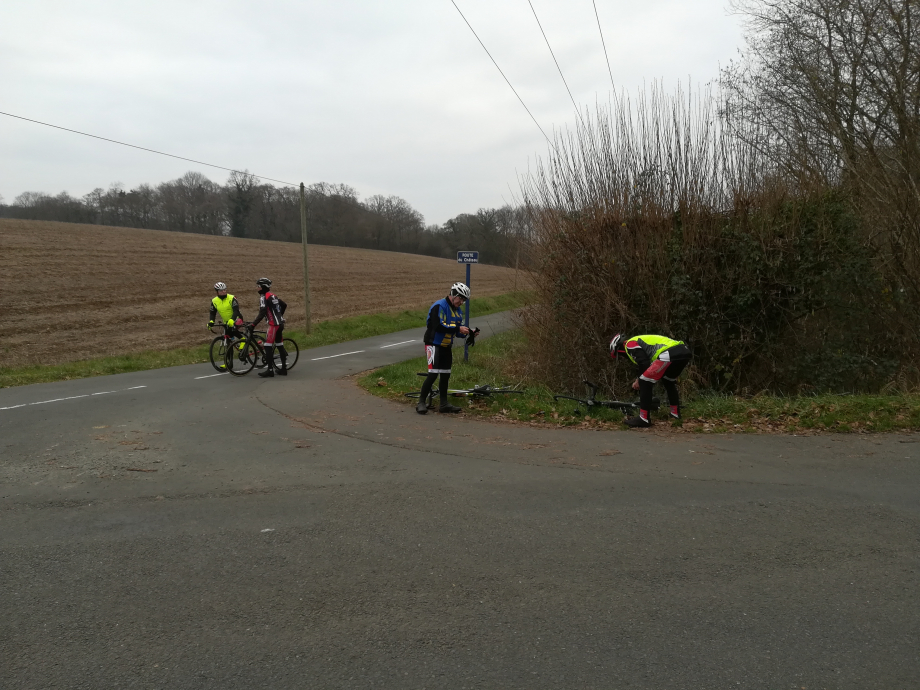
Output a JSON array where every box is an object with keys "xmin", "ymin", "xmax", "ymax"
[
  {"xmin": 223, "ymin": 325, "xmax": 300, "ymax": 376},
  {"xmin": 553, "ymin": 380, "xmax": 659, "ymax": 416},
  {"xmin": 405, "ymin": 372, "xmax": 524, "ymax": 410},
  {"xmin": 208, "ymin": 324, "xmax": 267, "ymax": 372}
]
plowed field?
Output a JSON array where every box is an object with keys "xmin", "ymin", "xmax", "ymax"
[{"xmin": 0, "ymin": 219, "xmax": 516, "ymax": 368}]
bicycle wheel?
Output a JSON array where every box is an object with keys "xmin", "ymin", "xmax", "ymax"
[
  {"xmin": 404, "ymin": 388, "xmax": 438, "ymax": 408},
  {"xmin": 274, "ymin": 338, "xmax": 299, "ymax": 370},
  {"xmin": 250, "ymin": 334, "xmax": 270, "ymax": 369},
  {"xmin": 552, "ymin": 395, "xmax": 590, "ymax": 405},
  {"xmin": 405, "ymin": 385, "xmax": 440, "ymax": 398},
  {"xmin": 485, "ymin": 387, "xmax": 524, "ymax": 395},
  {"xmin": 225, "ymin": 337, "xmax": 256, "ymax": 376},
  {"xmin": 599, "ymin": 401, "xmax": 637, "ymax": 412},
  {"xmin": 208, "ymin": 336, "xmax": 230, "ymax": 372}
]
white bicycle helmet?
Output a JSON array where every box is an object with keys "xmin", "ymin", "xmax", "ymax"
[
  {"xmin": 214, "ymin": 282, "xmax": 227, "ymax": 291},
  {"xmin": 450, "ymin": 282, "xmax": 471, "ymax": 300},
  {"xmin": 609, "ymin": 333, "xmax": 624, "ymax": 359}
]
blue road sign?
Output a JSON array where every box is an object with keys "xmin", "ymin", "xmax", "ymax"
[{"xmin": 457, "ymin": 251, "xmax": 479, "ymax": 264}]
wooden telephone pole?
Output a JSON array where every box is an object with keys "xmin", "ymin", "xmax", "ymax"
[{"xmin": 299, "ymin": 182, "xmax": 312, "ymax": 334}]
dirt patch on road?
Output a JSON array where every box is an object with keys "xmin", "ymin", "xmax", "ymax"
[{"xmin": 0, "ymin": 219, "xmax": 516, "ymax": 367}]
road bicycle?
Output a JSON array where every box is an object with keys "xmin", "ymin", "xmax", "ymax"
[
  {"xmin": 223, "ymin": 325, "xmax": 300, "ymax": 376},
  {"xmin": 208, "ymin": 324, "xmax": 267, "ymax": 372},
  {"xmin": 553, "ymin": 380, "xmax": 660, "ymax": 416},
  {"xmin": 405, "ymin": 372, "xmax": 524, "ymax": 409}
]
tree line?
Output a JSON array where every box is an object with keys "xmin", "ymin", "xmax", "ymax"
[{"xmin": 0, "ymin": 171, "xmax": 530, "ymax": 267}]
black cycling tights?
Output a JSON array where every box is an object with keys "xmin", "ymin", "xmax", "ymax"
[
  {"xmin": 264, "ymin": 344, "xmax": 288, "ymax": 370},
  {"xmin": 639, "ymin": 379, "xmax": 680, "ymax": 411},
  {"xmin": 419, "ymin": 372, "xmax": 450, "ymax": 406}
]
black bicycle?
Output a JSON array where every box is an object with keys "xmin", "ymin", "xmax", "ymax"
[
  {"xmin": 553, "ymin": 380, "xmax": 659, "ymax": 416},
  {"xmin": 405, "ymin": 372, "xmax": 524, "ymax": 409},
  {"xmin": 208, "ymin": 324, "xmax": 268, "ymax": 372},
  {"xmin": 224, "ymin": 325, "xmax": 300, "ymax": 376}
]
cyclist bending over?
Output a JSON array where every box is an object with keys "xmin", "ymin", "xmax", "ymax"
[
  {"xmin": 250, "ymin": 277, "xmax": 288, "ymax": 378},
  {"xmin": 416, "ymin": 282, "xmax": 473, "ymax": 415},
  {"xmin": 609, "ymin": 333, "xmax": 692, "ymax": 427}
]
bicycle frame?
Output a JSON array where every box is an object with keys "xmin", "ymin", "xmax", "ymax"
[
  {"xmin": 553, "ymin": 380, "xmax": 659, "ymax": 415},
  {"xmin": 407, "ymin": 373, "xmax": 524, "ymax": 408}
]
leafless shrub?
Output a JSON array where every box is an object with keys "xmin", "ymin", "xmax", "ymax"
[{"xmin": 518, "ymin": 83, "xmax": 899, "ymax": 395}]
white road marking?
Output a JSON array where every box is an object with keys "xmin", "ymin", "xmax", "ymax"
[
  {"xmin": 311, "ymin": 350, "xmax": 364, "ymax": 361},
  {"xmin": 380, "ymin": 340, "xmax": 416, "ymax": 348},
  {"xmin": 0, "ymin": 386, "xmax": 148, "ymax": 412},
  {"xmin": 0, "ymin": 395, "xmax": 88, "ymax": 410},
  {"xmin": 195, "ymin": 373, "xmax": 228, "ymax": 379}
]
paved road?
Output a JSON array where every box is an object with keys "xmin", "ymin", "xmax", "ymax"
[{"xmin": 2, "ymin": 311, "xmax": 919, "ymax": 689}]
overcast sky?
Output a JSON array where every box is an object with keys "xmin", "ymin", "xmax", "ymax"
[{"xmin": 0, "ymin": 0, "xmax": 744, "ymax": 224}]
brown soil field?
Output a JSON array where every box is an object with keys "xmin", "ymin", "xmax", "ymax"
[{"xmin": 0, "ymin": 219, "xmax": 517, "ymax": 368}]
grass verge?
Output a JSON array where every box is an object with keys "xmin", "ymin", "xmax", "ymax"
[
  {"xmin": 359, "ymin": 330, "xmax": 920, "ymax": 434},
  {"xmin": 0, "ymin": 291, "xmax": 528, "ymax": 389}
]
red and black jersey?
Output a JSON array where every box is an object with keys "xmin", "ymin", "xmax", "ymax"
[{"xmin": 253, "ymin": 291, "xmax": 287, "ymax": 327}]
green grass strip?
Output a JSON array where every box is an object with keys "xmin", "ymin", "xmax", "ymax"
[
  {"xmin": 360, "ymin": 329, "xmax": 920, "ymax": 434},
  {"xmin": 0, "ymin": 291, "xmax": 528, "ymax": 389}
]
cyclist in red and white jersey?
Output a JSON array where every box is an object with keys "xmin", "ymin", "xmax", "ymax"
[{"xmin": 250, "ymin": 277, "xmax": 288, "ymax": 377}]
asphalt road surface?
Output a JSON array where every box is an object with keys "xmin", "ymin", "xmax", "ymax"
[{"xmin": 2, "ymin": 312, "xmax": 918, "ymax": 689}]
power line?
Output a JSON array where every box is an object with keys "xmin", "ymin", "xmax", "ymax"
[
  {"xmin": 592, "ymin": 0, "xmax": 616, "ymax": 93},
  {"xmin": 0, "ymin": 110, "xmax": 298, "ymax": 187},
  {"xmin": 448, "ymin": 0, "xmax": 556, "ymax": 149},
  {"xmin": 526, "ymin": 0, "xmax": 581, "ymax": 116}
]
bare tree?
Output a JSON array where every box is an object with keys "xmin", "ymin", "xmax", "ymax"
[
  {"xmin": 227, "ymin": 170, "xmax": 258, "ymax": 238},
  {"xmin": 722, "ymin": 0, "xmax": 920, "ymax": 304}
]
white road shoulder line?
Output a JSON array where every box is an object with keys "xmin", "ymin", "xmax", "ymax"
[
  {"xmin": 195, "ymin": 373, "xmax": 228, "ymax": 379},
  {"xmin": 311, "ymin": 350, "xmax": 365, "ymax": 361},
  {"xmin": 380, "ymin": 340, "xmax": 416, "ymax": 349},
  {"xmin": 0, "ymin": 385, "xmax": 148, "ymax": 412}
]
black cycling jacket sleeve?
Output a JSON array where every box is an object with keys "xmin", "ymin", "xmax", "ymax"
[
  {"xmin": 277, "ymin": 297, "xmax": 287, "ymax": 315},
  {"xmin": 627, "ymin": 344, "xmax": 651, "ymax": 371},
  {"xmin": 231, "ymin": 298, "xmax": 244, "ymax": 322},
  {"xmin": 209, "ymin": 303, "xmax": 218, "ymax": 321},
  {"xmin": 252, "ymin": 305, "xmax": 267, "ymax": 327}
]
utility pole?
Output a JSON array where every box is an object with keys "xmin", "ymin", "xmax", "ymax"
[{"xmin": 299, "ymin": 182, "xmax": 312, "ymax": 334}]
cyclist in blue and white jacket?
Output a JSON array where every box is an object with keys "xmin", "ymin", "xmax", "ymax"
[{"xmin": 416, "ymin": 282, "xmax": 477, "ymax": 415}]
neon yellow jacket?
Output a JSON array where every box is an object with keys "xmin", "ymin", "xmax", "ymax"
[
  {"xmin": 209, "ymin": 294, "xmax": 243, "ymax": 325},
  {"xmin": 624, "ymin": 335, "xmax": 684, "ymax": 367}
]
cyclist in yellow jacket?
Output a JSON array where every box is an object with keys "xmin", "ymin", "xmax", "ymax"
[
  {"xmin": 208, "ymin": 281, "xmax": 245, "ymax": 336},
  {"xmin": 609, "ymin": 333, "xmax": 692, "ymax": 427}
]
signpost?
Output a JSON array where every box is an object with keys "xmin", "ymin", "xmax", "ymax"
[{"xmin": 457, "ymin": 251, "xmax": 479, "ymax": 361}]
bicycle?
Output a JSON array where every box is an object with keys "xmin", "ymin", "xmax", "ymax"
[
  {"xmin": 208, "ymin": 324, "xmax": 267, "ymax": 372},
  {"xmin": 223, "ymin": 325, "xmax": 300, "ymax": 376},
  {"xmin": 405, "ymin": 372, "xmax": 524, "ymax": 409},
  {"xmin": 552, "ymin": 380, "xmax": 660, "ymax": 416}
]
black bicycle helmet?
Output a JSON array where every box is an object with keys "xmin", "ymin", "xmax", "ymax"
[{"xmin": 256, "ymin": 277, "xmax": 272, "ymax": 289}]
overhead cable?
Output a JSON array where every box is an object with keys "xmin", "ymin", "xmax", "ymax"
[
  {"xmin": 0, "ymin": 110, "xmax": 298, "ymax": 187},
  {"xmin": 526, "ymin": 0, "xmax": 582, "ymax": 117},
  {"xmin": 592, "ymin": 0, "xmax": 616, "ymax": 92},
  {"xmin": 448, "ymin": 0, "xmax": 556, "ymax": 149}
]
